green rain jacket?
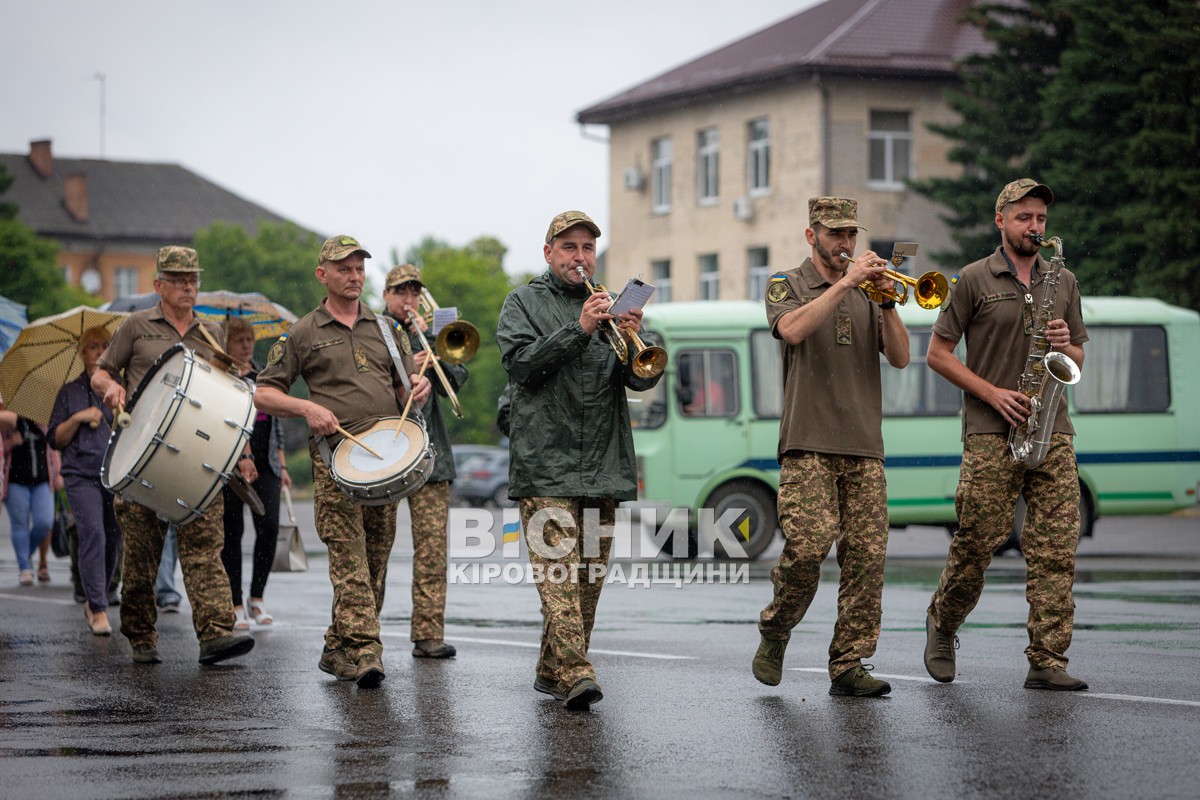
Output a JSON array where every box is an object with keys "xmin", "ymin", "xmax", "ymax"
[{"xmin": 497, "ymin": 270, "xmax": 662, "ymax": 500}]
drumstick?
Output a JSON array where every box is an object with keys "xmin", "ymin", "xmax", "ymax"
[
  {"xmin": 336, "ymin": 425, "xmax": 383, "ymax": 459},
  {"xmin": 116, "ymin": 402, "xmax": 131, "ymax": 429},
  {"xmin": 392, "ymin": 357, "xmax": 432, "ymax": 442},
  {"xmin": 190, "ymin": 328, "xmax": 245, "ymax": 371}
]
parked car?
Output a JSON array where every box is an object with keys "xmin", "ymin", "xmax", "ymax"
[
  {"xmin": 454, "ymin": 447, "xmax": 514, "ymax": 508},
  {"xmin": 449, "ymin": 444, "xmax": 504, "ymax": 505}
]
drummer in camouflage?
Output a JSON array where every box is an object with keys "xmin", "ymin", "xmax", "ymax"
[
  {"xmin": 254, "ymin": 235, "xmax": 432, "ymax": 688},
  {"xmin": 92, "ymin": 245, "xmax": 256, "ymax": 666}
]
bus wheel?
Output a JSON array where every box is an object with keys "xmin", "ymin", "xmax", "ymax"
[{"xmin": 706, "ymin": 480, "xmax": 779, "ymax": 560}]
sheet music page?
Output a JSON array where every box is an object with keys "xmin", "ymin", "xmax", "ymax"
[{"xmin": 607, "ymin": 278, "xmax": 655, "ymax": 316}]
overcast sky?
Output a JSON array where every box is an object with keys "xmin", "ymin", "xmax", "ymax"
[{"xmin": 2, "ymin": 0, "xmax": 818, "ymax": 285}]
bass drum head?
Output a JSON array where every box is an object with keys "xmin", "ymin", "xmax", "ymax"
[
  {"xmin": 103, "ymin": 346, "xmax": 191, "ymax": 486},
  {"xmin": 332, "ymin": 418, "xmax": 427, "ymax": 487}
]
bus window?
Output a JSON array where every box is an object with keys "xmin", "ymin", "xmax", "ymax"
[
  {"xmin": 881, "ymin": 329, "xmax": 961, "ymax": 416},
  {"xmin": 1074, "ymin": 326, "xmax": 1170, "ymax": 413},
  {"xmin": 677, "ymin": 349, "xmax": 738, "ymax": 417},
  {"xmin": 750, "ymin": 329, "xmax": 784, "ymax": 418}
]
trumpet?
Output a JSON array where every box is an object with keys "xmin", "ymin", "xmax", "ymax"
[
  {"xmin": 839, "ymin": 244, "xmax": 948, "ymax": 310},
  {"xmin": 575, "ymin": 266, "xmax": 629, "ymax": 362},
  {"xmin": 406, "ymin": 311, "xmax": 464, "ymax": 418},
  {"xmin": 574, "ymin": 267, "xmax": 668, "ymax": 378},
  {"xmin": 416, "ymin": 288, "xmax": 480, "ymax": 365}
]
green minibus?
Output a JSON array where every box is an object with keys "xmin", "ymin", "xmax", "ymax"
[{"xmin": 628, "ymin": 297, "xmax": 1200, "ymax": 559}]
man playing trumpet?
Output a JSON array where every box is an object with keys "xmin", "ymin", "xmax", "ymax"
[
  {"xmin": 382, "ymin": 263, "xmax": 468, "ymax": 660},
  {"xmin": 752, "ymin": 197, "xmax": 909, "ymax": 697}
]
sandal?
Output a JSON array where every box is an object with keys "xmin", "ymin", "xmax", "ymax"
[
  {"xmin": 233, "ymin": 605, "xmax": 250, "ymax": 631},
  {"xmin": 37, "ymin": 565, "xmax": 50, "ymax": 583},
  {"xmin": 249, "ymin": 600, "xmax": 273, "ymax": 626}
]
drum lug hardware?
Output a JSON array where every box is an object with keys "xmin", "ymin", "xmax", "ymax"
[
  {"xmin": 202, "ymin": 462, "xmax": 217, "ymax": 473},
  {"xmin": 166, "ymin": 443, "xmax": 181, "ymax": 453},
  {"xmin": 189, "ymin": 398, "xmax": 203, "ymax": 409},
  {"xmin": 196, "ymin": 359, "xmax": 213, "ymax": 373},
  {"xmin": 176, "ymin": 498, "xmax": 194, "ymax": 509},
  {"xmin": 139, "ymin": 479, "xmax": 156, "ymax": 490}
]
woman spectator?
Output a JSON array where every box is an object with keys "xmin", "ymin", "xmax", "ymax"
[
  {"xmin": 49, "ymin": 325, "xmax": 122, "ymax": 635},
  {"xmin": 5, "ymin": 412, "xmax": 61, "ymax": 587},
  {"xmin": 219, "ymin": 317, "xmax": 290, "ymax": 629}
]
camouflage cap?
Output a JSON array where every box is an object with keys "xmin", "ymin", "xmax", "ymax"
[
  {"xmin": 545, "ymin": 210, "xmax": 601, "ymax": 244},
  {"xmin": 995, "ymin": 178, "xmax": 1054, "ymax": 214},
  {"xmin": 808, "ymin": 197, "xmax": 865, "ymax": 231},
  {"xmin": 318, "ymin": 234, "xmax": 372, "ymax": 265},
  {"xmin": 157, "ymin": 245, "xmax": 202, "ymax": 273},
  {"xmin": 386, "ymin": 263, "xmax": 423, "ymax": 289}
]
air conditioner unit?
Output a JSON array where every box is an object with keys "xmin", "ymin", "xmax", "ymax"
[
  {"xmin": 733, "ymin": 196, "xmax": 754, "ymax": 221},
  {"xmin": 623, "ymin": 167, "xmax": 646, "ymax": 191}
]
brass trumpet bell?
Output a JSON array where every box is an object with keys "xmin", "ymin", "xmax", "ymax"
[
  {"xmin": 435, "ymin": 320, "xmax": 480, "ymax": 364},
  {"xmin": 626, "ymin": 329, "xmax": 667, "ymax": 379}
]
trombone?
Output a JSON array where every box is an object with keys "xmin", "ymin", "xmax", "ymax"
[
  {"xmin": 406, "ymin": 311, "xmax": 465, "ymax": 418},
  {"xmin": 839, "ymin": 242, "xmax": 948, "ymax": 310},
  {"xmin": 416, "ymin": 288, "xmax": 480, "ymax": 364},
  {"xmin": 575, "ymin": 266, "xmax": 668, "ymax": 379}
]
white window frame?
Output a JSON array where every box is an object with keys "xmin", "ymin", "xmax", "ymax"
[
  {"xmin": 696, "ymin": 127, "xmax": 719, "ymax": 205},
  {"xmin": 652, "ymin": 259, "xmax": 672, "ymax": 303},
  {"xmin": 747, "ymin": 247, "xmax": 770, "ymax": 301},
  {"xmin": 747, "ymin": 118, "xmax": 770, "ymax": 196},
  {"xmin": 114, "ymin": 266, "xmax": 139, "ymax": 298},
  {"xmin": 868, "ymin": 110, "xmax": 912, "ymax": 191},
  {"xmin": 652, "ymin": 137, "xmax": 673, "ymax": 214},
  {"xmin": 699, "ymin": 253, "xmax": 719, "ymax": 301}
]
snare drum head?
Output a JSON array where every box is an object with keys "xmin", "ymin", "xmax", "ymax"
[
  {"xmin": 106, "ymin": 347, "xmax": 191, "ymax": 480},
  {"xmin": 333, "ymin": 419, "xmax": 427, "ymax": 485}
]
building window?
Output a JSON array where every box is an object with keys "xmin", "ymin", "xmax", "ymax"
[
  {"xmin": 652, "ymin": 137, "xmax": 672, "ymax": 213},
  {"xmin": 114, "ymin": 266, "xmax": 139, "ymax": 298},
  {"xmin": 868, "ymin": 110, "xmax": 912, "ymax": 190},
  {"xmin": 747, "ymin": 247, "xmax": 770, "ymax": 301},
  {"xmin": 696, "ymin": 127, "xmax": 719, "ymax": 205},
  {"xmin": 747, "ymin": 119, "xmax": 770, "ymax": 195},
  {"xmin": 699, "ymin": 253, "xmax": 719, "ymax": 301},
  {"xmin": 652, "ymin": 259, "xmax": 672, "ymax": 303}
]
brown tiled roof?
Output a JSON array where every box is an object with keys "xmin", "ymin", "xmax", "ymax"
[
  {"xmin": 577, "ymin": 0, "xmax": 987, "ymax": 124},
  {"xmin": 0, "ymin": 151, "xmax": 301, "ymax": 243}
]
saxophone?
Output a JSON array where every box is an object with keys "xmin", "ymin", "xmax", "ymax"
[{"xmin": 1007, "ymin": 234, "xmax": 1082, "ymax": 469}]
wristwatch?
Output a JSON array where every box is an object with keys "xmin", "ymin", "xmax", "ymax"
[{"xmin": 880, "ymin": 299, "xmax": 897, "ymax": 310}]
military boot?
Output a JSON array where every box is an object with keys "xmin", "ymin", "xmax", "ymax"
[
  {"xmin": 752, "ymin": 636, "xmax": 788, "ymax": 686},
  {"xmin": 198, "ymin": 633, "xmax": 255, "ymax": 665},
  {"xmin": 412, "ymin": 639, "xmax": 457, "ymax": 659},
  {"xmin": 355, "ymin": 655, "xmax": 386, "ymax": 688},
  {"xmin": 564, "ymin": 678, "xmax": 603, "ymax": 710},
  {"xmin": 318, "ymin": 648, "xmax": 357, "ymax": 681},
  {"xmin": 1024, "ymin": 666, "xmax": 1088, "ymax": 691},
  {"xmin": 829, "ymin": 664, "xmax": 892, "ymax": 697},
  {"xmin": 924, "ymin": 614, "xmax": 959, "ymax": 683},
  {"xmin": 131, "ymin": 643, "xmax": 162, "ymax": 664},
  {"xmin": 534, "ymin": 675, "xmax": 567, "ymax": 701}
]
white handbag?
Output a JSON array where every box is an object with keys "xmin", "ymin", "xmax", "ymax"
[{"xmin": 271, "ymin": 485, "xmax": 308, "ymax": 573}]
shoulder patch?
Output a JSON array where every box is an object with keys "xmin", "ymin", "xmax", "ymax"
[
  {"xmin": 267, "ymin": 333, "xmax": 287, "ymax": 366},
  {"xmin": 399, "ymin": 332, "xmax": 413, "ymax": 355},
  {"xmin": 766, "ymin": 281, "xmax": 792, "ymax": 303}
]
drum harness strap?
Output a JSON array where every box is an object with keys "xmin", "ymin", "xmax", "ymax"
[{"xmin": 313, "ymin": 317, "xmax": 420, "ymax": 476}]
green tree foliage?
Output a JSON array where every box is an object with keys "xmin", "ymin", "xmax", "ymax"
[
  {"xmin": 911, "ymin": 0, "xmax": 1200, "ymax": 310},
  {"xmin": 404, "ymin": 235, "xmax": 512, "ymax": 444},
  {"xmin": 192, "ymin": 220, "xmax": 328, "ymax": 323},
  {"xmin": 0, "ymin": 164, "xmax": 93, "ymax": 319}
]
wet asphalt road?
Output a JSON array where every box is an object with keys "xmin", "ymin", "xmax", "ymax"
[{"xmin": 1, "ymin": 505, "xmax": 1198, "ymax": 799}]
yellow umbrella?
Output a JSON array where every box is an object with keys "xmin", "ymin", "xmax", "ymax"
[{"xmin": 0, "ymin": 306, "xmax": 128, "ymax": 427}]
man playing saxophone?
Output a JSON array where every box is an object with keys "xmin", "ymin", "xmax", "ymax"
[{"xmin": 924, "ymin": 178, "xmax": 1090, "ymax": 691}]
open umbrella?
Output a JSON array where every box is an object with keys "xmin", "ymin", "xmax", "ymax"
[
  {"xmin": 0, "ymin": 306, "xmax": 128, "ymax": 427},
  {"xmin": 104, "ymin": 290, "xmax": 297, "ymax": 341}
]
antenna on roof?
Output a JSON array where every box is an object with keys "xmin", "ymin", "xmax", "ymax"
[{"xmin": 92, "ymin": 71, "xmax": 106, "ymax": 158}]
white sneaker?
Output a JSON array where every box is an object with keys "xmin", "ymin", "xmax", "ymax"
[{"xmin": 18, "ymin": 570, "xmax": 34, "ymax": 586}]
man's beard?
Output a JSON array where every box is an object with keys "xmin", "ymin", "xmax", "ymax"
[
  {"xmin": 1004, "ymin": 228, "xmax": 1040, "ymax": 258},
  {"xmin": 814, "ymin": 238, "xmax": 846, "ymax": 271}
]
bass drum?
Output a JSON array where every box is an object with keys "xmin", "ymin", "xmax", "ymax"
[
  {"xmin": 328, "ymin": 416, "xmax": 434, "ymax": 505},
  {"xmin": 101, "ymin": 344, "xmax": 255, "ymax": 526}
]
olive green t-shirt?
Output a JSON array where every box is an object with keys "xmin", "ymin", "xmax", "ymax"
[
  {"xmin": 766, "ymin": 259, "xmax": 886, "ymax": 461},
  {"xmin": 98, "ymin": 303, "xmax": 224, "ymax": 392},
  {"xmin": 256, "ymin": 300, "xmax": 417, "ymax": 447},
  {"xmin": 932, "ymin": 247, "xmax": 1088, "ymax": 439}
]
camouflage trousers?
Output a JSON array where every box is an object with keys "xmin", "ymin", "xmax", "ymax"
[
  {"xmin": 313, "ymin": 452, "xmax": 398, "ymax": 662},
  {"xmin": 407, "ymin": 480, "xmax": 449, "ymax": 642},
  {"xmin": 114, "ymin": 494, "xmax": 235, "ymax": 647},
  {"xmin": 928, "ymin": 433, "xmax": 1080, "ymax": 669},
  {"xmin": 520, "ymin": 497, "xmax": 616, "ymax": 689},
  {"xmin": 759, "ymin": 452, "xmax": 889, "ymax": 679}
]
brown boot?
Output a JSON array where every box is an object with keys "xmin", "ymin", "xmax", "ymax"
[{"xmin": 1024, "ymin": 666, "xmax": 1088, "ymax": 691}]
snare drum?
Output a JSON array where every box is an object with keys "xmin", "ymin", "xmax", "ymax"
[
  {"xmin": 327, "ymin": 416, "xmax": 434, "ymax": 505},
  {"xmin": 101, "ymin": 344, "xmax": 255, "ymax": 525}
]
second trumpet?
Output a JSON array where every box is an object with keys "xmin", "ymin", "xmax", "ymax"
[{"xmin": 840, "ymin": 247, "xmax": 948, "ymax": 310}]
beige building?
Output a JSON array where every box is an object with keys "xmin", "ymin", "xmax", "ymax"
[{"xmin": 577, "ymin": 0, "xmax": 985, "ymax": 302}]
